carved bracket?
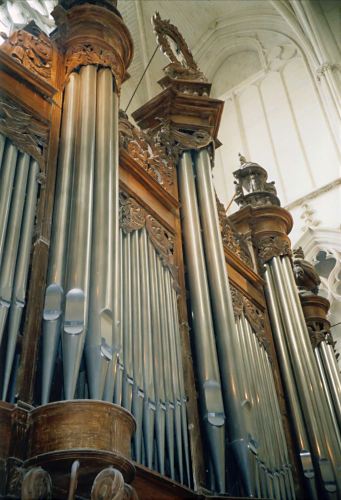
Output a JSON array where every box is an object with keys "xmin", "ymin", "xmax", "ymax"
[
  {"xmin": 0, "ymin": 94, "xmax": 48, "ymax": 168},
  {"xmin": 119, "ymin": 112, "xmax": 176, "ymax": 191}
]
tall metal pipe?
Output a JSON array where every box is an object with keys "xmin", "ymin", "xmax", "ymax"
[
  {"xmin": 0, "ymin": 152, "xmax": 29, "ymax": 346},
  {"xmin": 148, "ymin": 238, "xmax": 166, "ymax": 475},
  {"xmin": 139, "ymin": 227, "xmax": 156, "ymax": 469},
  {"xmin": 0, "ymin": 134, "xmax": 5, "ymax": 171},
  {"xmin": 194, "ymin": 147, "xmax": 255, "ymax": 495},
  {"xmin": 86, "ymin": 68, "xmax": 115, "ymax": 400},
  {"xmin": 107, "ymin": 91, "xmax": 120, "ymax": 403},
  {"xmin": 280, "ymin": 256, "xmax": 341, "ymax": 490},
  {"xmin": 320, "ymin": 341, "xmax": 341, "ymax": 430},
  {"xmin": 131, "ymin": 229, "xmax": 144, "ymax": 462},
  {"xmin": 41, "ymin": 72, "xmax": 80, "ymax": 404},
  {"xmin": 170, "ymin": 283, "xmax": 191, "ymax": 485},
  {"xmin": 314, "ymin": 347, "xmax": 341, "ymax": 451},
  {"xmin": 264, "ymin": 264, "xmax": 318, "ymax": 499},
  {"xmin": 0, "ymin": 143, "xmax": 18, "ymax": 272},
  {"xmin": 165, "ymin": 267, "xmax": 184, "ymax": 483},
  {"xmin": 178, "ymin": 150, "xmax": 225, "ymax": 493},
  {"xmin": 2, "ymin": 160, "xmax": 39, "ymax": 400},
  {"xmin": 122, "ymin": 231, "xmax": 134, "ymax": 413},
  {"xmin": 63, "ymin": 64, "xmax": 97, "ymax": 400},
  {"xmin": 157, "ymin": 255, "xmax": 175, "ymax": 480},
  {"xmin": 270, "ymin": 258, "xmax": 338, "ymax": 496}
]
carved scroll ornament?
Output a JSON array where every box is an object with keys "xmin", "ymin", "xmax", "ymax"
[
  {"xmin": 0, "ymin": 94, "xmax": 47, "ymax": 167},
  {"xmin": 65, "ymin": 43, "xmax": 124, "ymax": 88},
  {"xmin": 119, "ymin": 112, "xmax": 176, "ymax": 190},
  {"xmin": 90, "ymin": 467, "xmax": 124, "ymax": 500},
  {"xmin": 21, "ymin": 467, "xmax": 52, "ymax": 500},
  {"xmin": 119, "ymin": 192, "xmax": 146, "ymax": 234},
  {"xmin": 257, "ymin": 235, "xmax": 291, "ymax": 266},
  {"xmin": 0, "ymin": 22, "xmax": 52, "ymax": 80}
]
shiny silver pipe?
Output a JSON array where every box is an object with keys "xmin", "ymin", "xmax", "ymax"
[
  {"xmin": 139, "ymin": 227, "xmax": 156, "ymax": 469},
  {"xmin": 165, "ymin": 267, "xmax": 184, "ymax": 483},
  {"xmin": 0, "ymin": 134, "xmax": 5, "ymax": 171},
  {"xmin": 321, "ymin": 341, "xmax": 341, "ymax": 430},
  {"xmin": 86, "ymin": 68, "xmax": 115, "ymax": 400},
  {"xmin": 42, "ymin": 72, "xmax": 80, "ymax": 404},
  {"xmin": 63, "ymin": 65, "xmax": 97, "ymax": 400},
  {"xmin": 170, "ymin": 284, "xmax": 191, "ymax": 485},
  {"xmin": 194, "ymin": 148, "xmax": 254, "ymax": 495},
  {"xmin": 239, "ymin": 317, "xmax": 273, "ymax": 498},
  {"xmin": 131, "ymin": 229, "xmax": 144, "ymax": 462},
  {"xmin": 0, "ymin": 142, "xmax": 18, "ymax": 272},
  {"xmin": 280, "ymin": 256, "xmax": 341, "ymax": 491},
  {"xmin": 157, "ymin": 255, "xmax": 175, "ymax": 479},
  {"xmin": 122, "ymin": 231, "xmax": 134, "ymax": 413},
  {"xmin": 0, "ymin": 152, "xmax": 29, "ymax": 346},
  {"xmin": 2, "ymin": 159, "xmax": 39, "ymax": 400},
  {"xmin": 148, "ymin": 238, "xmax": 166, "ymax": 475},
  {"xmin": 315, "ymin": 347, "xmax": 341, "ymax": 451},
  {"xmin": 261, "ymin": 347, "xmax": 296, "ymax": 499},
  {"xmin": 264, "ymin": 264, "xmax": 318, "ymax": 499},
  {"xmin": 178, "ymin": 150, "xmax": 225, "ymax": 493},
  {"xmin": 106, "ymin": 91, "xmax": 120, "ymax": 402}
]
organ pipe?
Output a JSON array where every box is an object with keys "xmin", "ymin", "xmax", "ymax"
[{"xmin": 178, "ymin": 150, "xmax": 226, "ymax": 493}]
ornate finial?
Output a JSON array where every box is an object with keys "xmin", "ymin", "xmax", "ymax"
[
  {"xmin": 293, "ymin": 246, "xmax": 321, "ymax": 295},
  {"xmin": 152, "ymin": 12, "xmax": 207, "ymax": 83},
  {"xmin": 238, "ymin": 153, "xmax": 248, "ymax": 165},
  {"xmin": 233, "ymin": 158, "xmax": 280, "ymax": 208}
]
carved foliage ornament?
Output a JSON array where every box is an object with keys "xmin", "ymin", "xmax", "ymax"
[
  {"xmin": 65, "ymin": 43, "xmax": 124, "ymax": 88},
  {"xmin": 152, "ymin": 12, "xmax": 207, "ymax": 83},
  {"xmin": 0, "ymin": 22, "xmax": 52, "ymax": 80},
  {"xmin": 307, "ymin": 321, "xmax": 330, "ymax": 349},
  {"xmin": 0, "ymin": 95, "xmax": 47, "ymax": 167},
  {"xmin": 231, "ymin": 284, "xmax": 269, "ymax": 351},
  {"xmin": 119, "ymin": 112, "xmax": 175, "ymax": 189},
  {"xmin": 119, "ymin": 192, "xmax": 178, "ymax": 286},
  {"xmin": 215, "ymin": 193, "xmax": 253, "ymax": 268},
  {"xmin": 257, "ymin": 235, "xmax": 291, "ymax": 266}
]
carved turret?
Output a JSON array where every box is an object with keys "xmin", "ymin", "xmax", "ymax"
[{"xmin": 230, "ymin": 156, "xmax": 292, "ymax": 269}]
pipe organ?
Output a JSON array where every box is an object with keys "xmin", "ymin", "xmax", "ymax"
[{"xmin": 0, "ymin": 2, "xmax": 340, "ymax": 499}]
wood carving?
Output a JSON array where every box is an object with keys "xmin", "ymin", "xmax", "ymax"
[
  {"xmin": 152, "ymin": 12, "xmax": 207, "ymax": 83},
  {"xmin": 230, "ymin": 285, "xmax": 244, "ymax": 317},
  {"xmin": 21, "ymin": 467, "xmax": 52, "ymax": 500},
  {"xmin": 122, "ymin": 483, "xmax": 139, "ymax": 500},
  {"xmin": 0, "ymin": 22, "xmax": 52, "ymax": 81},
  {"xmin": 293, "ymin": 246, "xmax": 321, "ymax": 295},
  {"xmin": 257, "ymin": 235, "xmax": 291, "ymax": 266},
  {"xmin": 65, "ymin": 43, "xmax": 124, "ymax": 88},
  {"xmin": 6, "ymin": 459, "xmax": 25, "ymax": 497},
  {"xmin": 215, "ymin": 194, "xmax": 253, "ymax": 268},
  {"xmin": 119, "ymin": 191, "xmax": 146, "ymax": 234},
  {"xmin": 91, "ymin": 467, "xmax": 125, "ymax": 500},
  {"xmin": 119, "ymin": 111, "xmax": 176, "ymax": 190},
  {"xmin": 307, "ymin": 322, "xmax": 329, "ymax": 349},
  {"xmin": 0, "ymin": 95, "xmax": 47, "ymax": 167}
]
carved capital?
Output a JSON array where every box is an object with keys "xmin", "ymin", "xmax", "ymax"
[
  {"xmin": 0, "ymin": 22, "xmax": 52, "ymax": 81},
  {"xmin": 256, "ymin": 235, "xmax": 291, "ymax": 266},
  {"xmin": 52, "ymin": 2, "xmax": 133, "ymax": 90},
  {"xmin": 0, "ymin": 94, "xmax": 47, "ymax": 168},
  {"xmin": 21, "ymin": 467, "xmax": 52, "ymax": 500},
  {"xmin": 91, "ymin": 467, "xmax": 125, "ymax": 500}
]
